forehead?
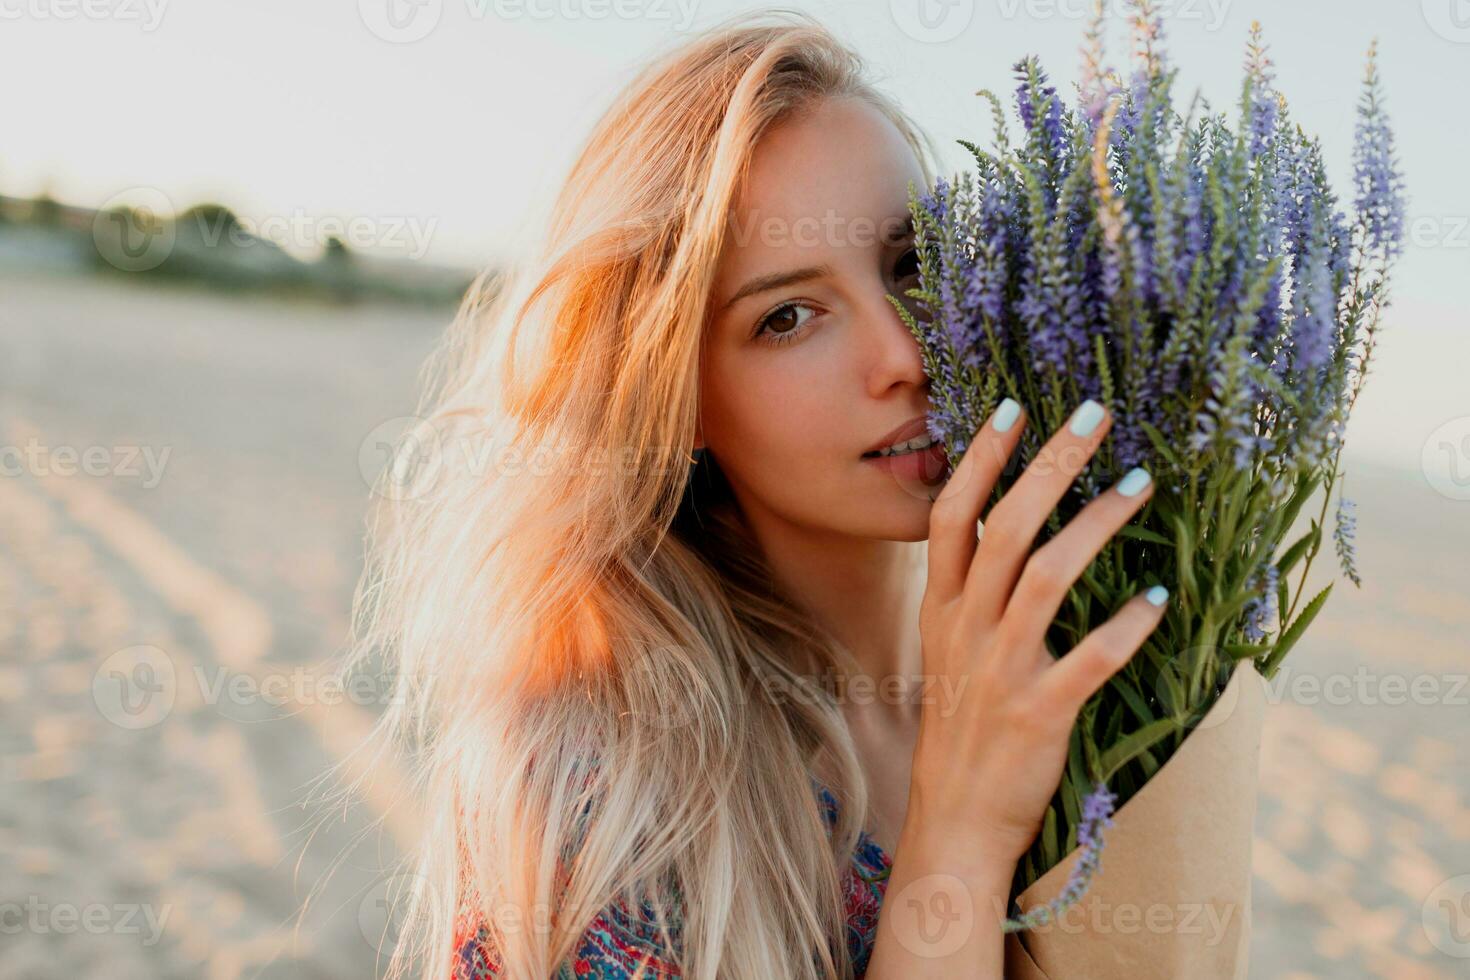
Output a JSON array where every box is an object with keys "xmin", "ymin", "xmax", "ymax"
[{"xmin": 727, "ymin": 95, "xmax": 924, "ymax": 244}]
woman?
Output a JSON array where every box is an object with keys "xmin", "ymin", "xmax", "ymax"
[{"xmin": 346, "ymin": 10, "xmax": 1165, "ymax": 979}]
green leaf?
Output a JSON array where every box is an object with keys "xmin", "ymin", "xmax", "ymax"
[
  {"xmin": 1116, "ymin": 524, "xmax": 1172, "ymax": 546},
  {"xmin": 1101, "ymin": 718, "xmax": 1179, "ymax": 781},
  {"xmin": 1173, "ymin": 514, "xmax": 1200, "ymax": 606},
  {"xmin": 1211, "ymin": 587, "xmax": 1259, "ymax": 629},
  {"xmin": 1153, "ymin": 663, "xmax": 1187, "ymax": 720},
  {"xmin": 1276, "ymin": 523, "xmax": 1321, "ymax": 579},
  {"xmin": 1260, "ymin": 582, "xmax": 1334, "ymax": 677},
  {"xmin": 1138, "ymin": 419, "xmax": 1181, "ymax": 471},
  {"xmin": 1112, "ymin": 677, "xmax": 1160, "ymax": 726},
  {"xmin": 1039, "ymin": 805, "xmax": 1060, "ymax": 870},
  {"xmin": 1275, "ymin": 470, "xmax": 1322, "ymax": 536}
]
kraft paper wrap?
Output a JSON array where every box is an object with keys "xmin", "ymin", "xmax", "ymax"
[{"xmin": 1004, "ymin": 663, "xmax": 1267, "ymax": 980}]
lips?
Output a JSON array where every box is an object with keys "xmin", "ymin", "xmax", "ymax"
[{"xmin": 863, "ymin": 415, "xmax": 930, "ymax": 456}]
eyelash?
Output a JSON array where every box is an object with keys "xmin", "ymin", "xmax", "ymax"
[{"xmin": 753, "ymin": 247, "xmax": 920, "ymax": 347}]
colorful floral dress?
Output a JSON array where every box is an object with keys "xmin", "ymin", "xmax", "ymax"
[{"xmin": 451, "ymin": 781, "xmax": 893, "ymax": 978}]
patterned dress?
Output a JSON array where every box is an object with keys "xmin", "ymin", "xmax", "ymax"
[{"xmin": 452, "ymin": 781, "xmax": 893, "ymax": 978}]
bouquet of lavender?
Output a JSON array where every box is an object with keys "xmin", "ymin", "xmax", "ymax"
[{"xmin": 893, "ymin": 0, "xmax": 1406, "ymax": 901}]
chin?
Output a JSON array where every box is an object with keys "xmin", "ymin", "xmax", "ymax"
[{"xmin": 864, "ymin": 490, "xmax": 938, "ymax": 543}]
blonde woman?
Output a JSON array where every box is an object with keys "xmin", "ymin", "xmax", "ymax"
[{"xmin": 346, "ymin": 9, "xmax": 1166, "ymax": 979}]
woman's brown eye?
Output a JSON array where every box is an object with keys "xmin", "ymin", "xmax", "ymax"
[
  {"xmin": 895, "ymin": 247, "xmax": 919, "ymax": 279},
  {"xmin": 766, "ymin": 306, "xmax": 799, "ymax": 333},
  {"xmin": 754, "ymin": 302, "xmax": 816, "ymax": 346}
]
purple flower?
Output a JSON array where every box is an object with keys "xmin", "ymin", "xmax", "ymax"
[
  {"xmin": 1242, "ymin": 561, "xmax": 1280, "ymax": 642},
  {"xmin": 1334, "ymin": 493, "xmax": 1362, "ymax": 587},
  {"xmin": 1003, "ymin": 782, "xmax": 1117, "ymax": 933},
  {"xmin": 1352, "ymin": 41, "xmax": 1407, "ymax": 264}
]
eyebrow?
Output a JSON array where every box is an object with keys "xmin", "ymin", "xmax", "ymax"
[
  {"xmin": 716, "ymin": 214, "xmax": 916, "ymax": 314},
  {"xmin": 718, "ymin": 264, "xmax": 832, "ymax": 314}
]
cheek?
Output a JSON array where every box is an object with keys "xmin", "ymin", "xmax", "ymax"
[{"xmin": 706, "ymin": 353, "xmax": 850, "ymax": 482}]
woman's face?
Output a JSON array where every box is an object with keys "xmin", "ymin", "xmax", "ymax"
[{"xmin": 700, "ymin": 95, "xmax": 947, "ymax": 544}]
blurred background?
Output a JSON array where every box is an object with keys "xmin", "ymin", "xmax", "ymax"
[{"xmin": 0, "ymin": 1, "xmax": 1466, "ymax": 977}]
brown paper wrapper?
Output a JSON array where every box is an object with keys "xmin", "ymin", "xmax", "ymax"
[{"xmin": 1004, "ymin": 663, "xmax": 1266, "ymax": 980}]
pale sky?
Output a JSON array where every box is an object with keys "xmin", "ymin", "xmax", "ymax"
[{"xmin": 2, "ymin": 0, "xmax": 1467, "ymax": 473}]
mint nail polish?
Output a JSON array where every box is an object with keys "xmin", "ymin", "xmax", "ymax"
[
  {"xmin": 1069, "ymin": 399, "xmax": 1104, "ymax": 437},
  {"xmin": 1115, "ymin": 467, "xmax": 1152, "ymax": 497},
  {"xmin": 992, "ymin": 398, "xmax": 1021, "ymax": 433}
]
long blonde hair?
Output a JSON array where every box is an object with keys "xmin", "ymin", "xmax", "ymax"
[{"xmin": 341, "ymin": 9, "xmax": 937, "ymax": 979}]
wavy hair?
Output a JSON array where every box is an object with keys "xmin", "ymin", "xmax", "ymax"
[{"xmin": 338, "ymin": 9, "xmax": 937, "ymax": 979}]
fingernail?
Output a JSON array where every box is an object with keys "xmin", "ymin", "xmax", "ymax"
[
  {"xmin": 1144, "ymin": 585, "xmax": 1169, "ymax": 607},
  {"xmin": 1115, "ymin": 467, "xmax": 1152, "ymax": 497},
  {"xmin": 991, "ymin": 398, "xmax": 1021, "ymax": 433},
  {"xmin": 1068, "ymin": 399, "xmax": 1105, "ymax": 437}
]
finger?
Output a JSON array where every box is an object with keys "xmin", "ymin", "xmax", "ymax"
[
  {"xmin": 1034, "ymin": 585, "xmax": 1170, "ymax": 710},
  {"xmin": 962, "ymin": 399, "xmax": 1112, "ymax": 625},
  {"xmin": 925, "ymin": 398, "xmax": 1026, "ymax": 605},
  {"xmin": 1003, "ymin": 466, "xmax": 1156, "ymax": 652}
]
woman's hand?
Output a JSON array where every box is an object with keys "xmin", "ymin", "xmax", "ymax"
[{"xmin": 907, "ymin": 397, "xmax": 1166, "ymax": 867}]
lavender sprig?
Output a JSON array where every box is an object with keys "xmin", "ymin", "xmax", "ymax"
[{"xmin": 1003, "ymin": 783, "xmax": 1117, "ymax": 933}]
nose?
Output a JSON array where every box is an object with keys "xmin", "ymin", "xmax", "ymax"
[{"xmin": 859, "ymin": 282, "xmax": 929, "ymax": 400}]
